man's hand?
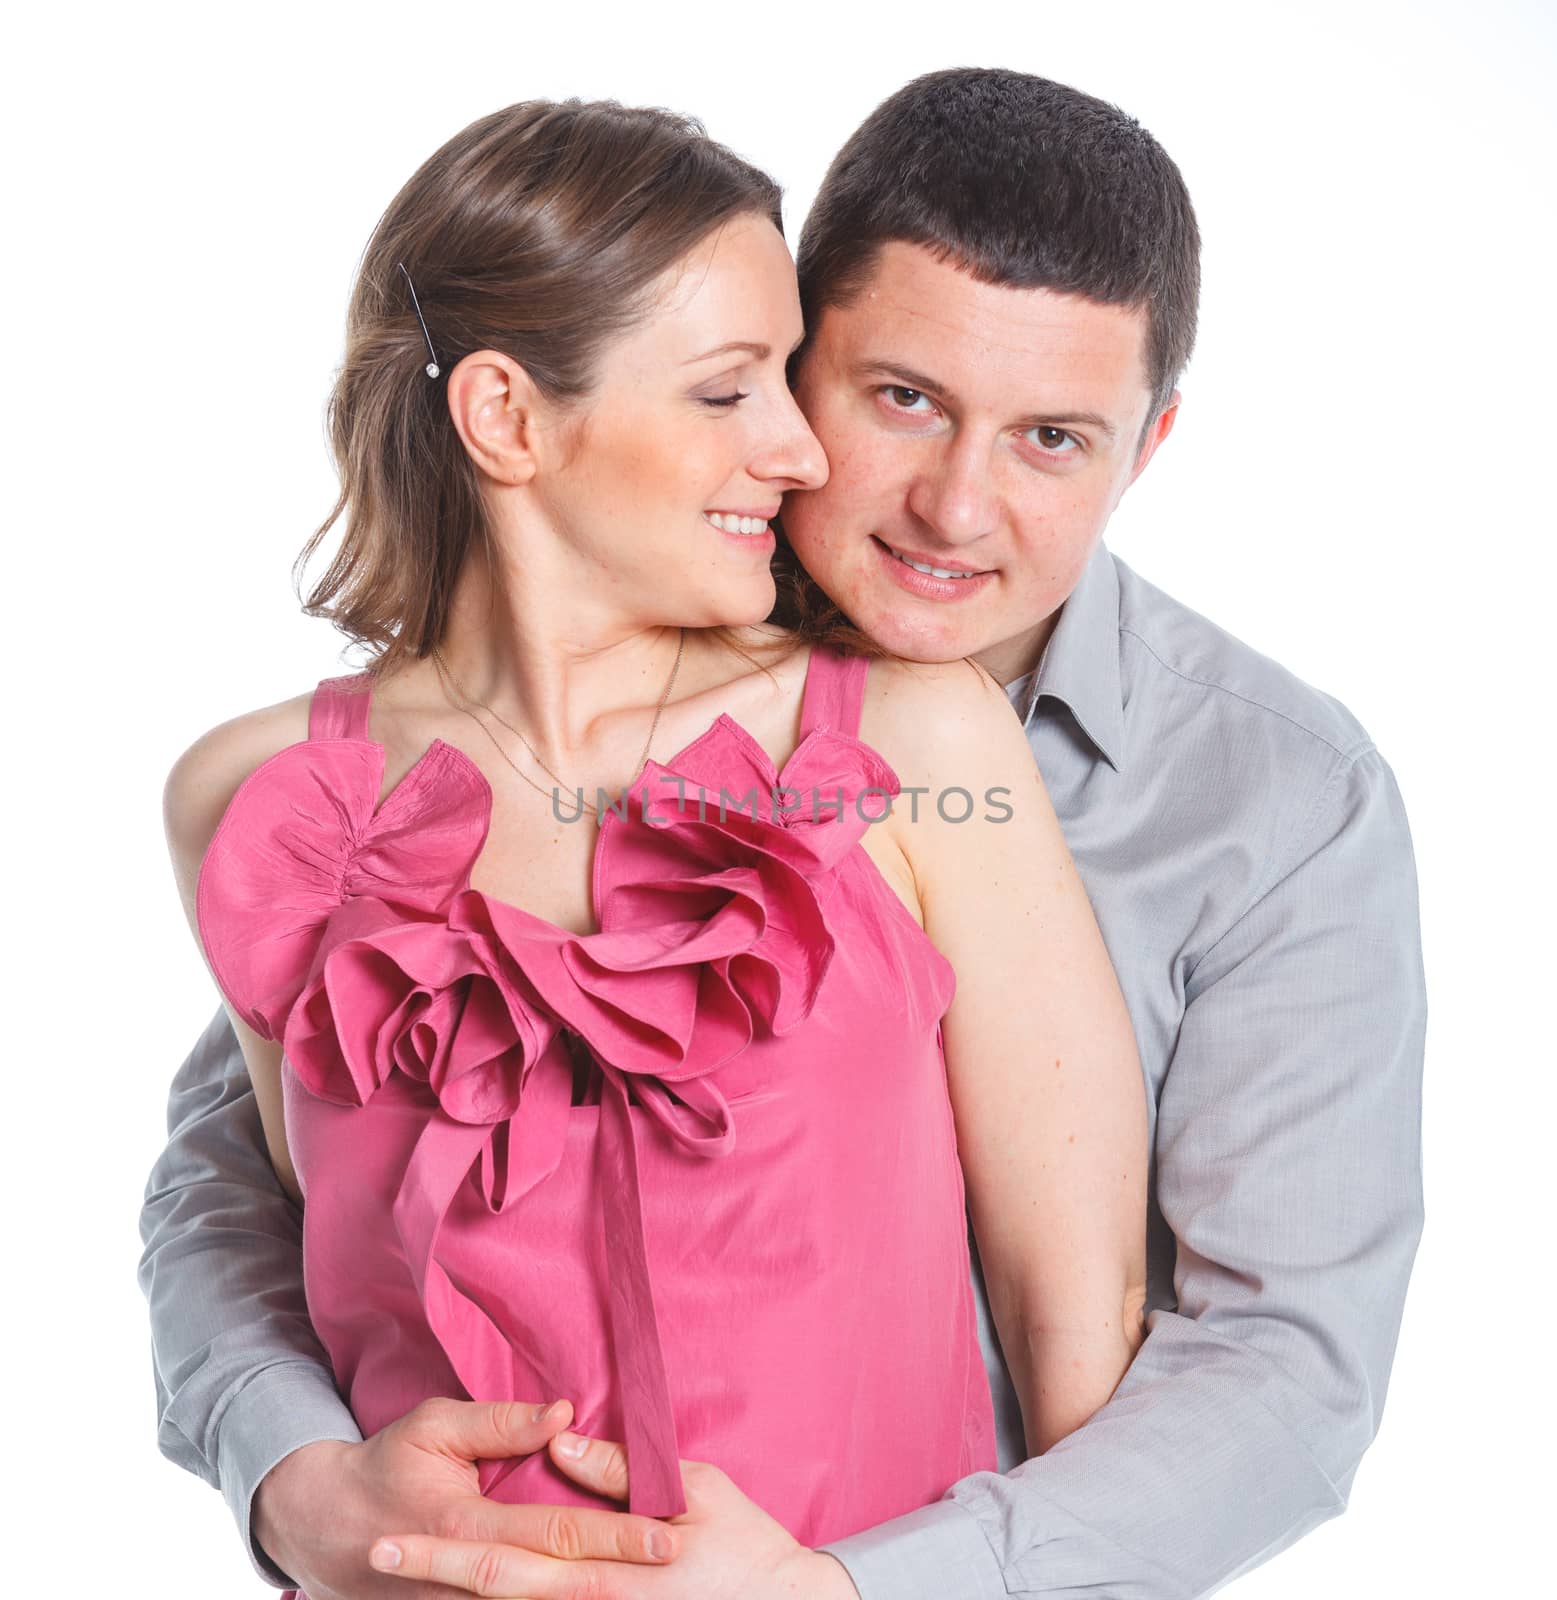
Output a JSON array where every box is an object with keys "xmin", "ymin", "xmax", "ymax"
[
  {"xmin": 254, "ymin": 1398, "xmax": 680, "ymax": 1599},
  {"xmin": 368, "ymin": 1429, "xmax": 860, "ymax": 1599}
]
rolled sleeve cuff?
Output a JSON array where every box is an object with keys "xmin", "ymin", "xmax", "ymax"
[
  {"xmin": 215, "ymin": 1363, "xmax": 364, "ymax": 1590},
  {"xmin": 819, "ymin": 1499, "xmax": 1007, "ymax": 1600}
]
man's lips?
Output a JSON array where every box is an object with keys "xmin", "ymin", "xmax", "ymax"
[
  {"xmin": 871, "ymin": 535, "xmax": 995, "ymax": 577},
  {"xmin": 869, "ymin": 536, "xmax": 997, "ymax": 602}
]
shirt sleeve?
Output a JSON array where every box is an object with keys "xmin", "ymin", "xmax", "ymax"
[
  {"xmin": 821, "ymin": 744, "xmax": 1426, "ymax": 1598},
  {"xmin": 137, "ymin": 1003, "xmax": 364, "ymax": 1589}
]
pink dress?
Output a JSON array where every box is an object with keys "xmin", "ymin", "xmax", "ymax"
[{"xmin": 197, "ymin": 642, "xmax": 995, "ymax": 1566}]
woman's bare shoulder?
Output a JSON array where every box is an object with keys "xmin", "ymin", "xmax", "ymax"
[
  {"xmin": 860, "ymin": 654, "xmax": 1027, "ymax": 779},
  {"xmin": 162, "ymin": 690, "xmax": 315, "ymax": 895}
]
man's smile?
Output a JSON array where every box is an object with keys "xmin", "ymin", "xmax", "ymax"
[{"xmin": 870, "ymin": 535, "xmax": 998, "ymax": 601}]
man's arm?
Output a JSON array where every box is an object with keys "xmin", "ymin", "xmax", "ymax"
[
  {"xmin": 820, "ymin": 744, "xmax": 1426, "ymax": 1599},
  {"xmin": 137, "ymin": 1004, "xmax": 363, "ymax": 1587},
  {"xmin": 139, "ymin": 1011, "xmax": 696, "ymax": 1599}
]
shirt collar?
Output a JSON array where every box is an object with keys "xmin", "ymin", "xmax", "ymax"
[{"xmin": 1004, "ymin": 541, "xmax": 1125, "ymax": 771}]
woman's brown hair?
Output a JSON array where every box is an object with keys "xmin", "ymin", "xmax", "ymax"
[{"xmin": 296, "ymin": 98, "xmax": 861, "ymax": 678}]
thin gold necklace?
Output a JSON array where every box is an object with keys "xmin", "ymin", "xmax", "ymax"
[{"xmin": 430, "ymin": 629, "xmax": 685, "ymax": 817}]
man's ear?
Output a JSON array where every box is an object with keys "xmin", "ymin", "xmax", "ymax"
[
  {"xmin": 445, "ymin": 350, "xmax": 549, "ymax": 487},
  {"xmin": 1124, "ymin": 388, "xmax": 1181, "ymax": 489}
]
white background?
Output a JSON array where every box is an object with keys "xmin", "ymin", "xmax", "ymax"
[{"xmin": 7, "ymin": 0, "xmax": 1552, "ymax": 1592}]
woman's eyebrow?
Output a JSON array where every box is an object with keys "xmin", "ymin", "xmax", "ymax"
[
  {"xmin": 854, "ymin": 358, "xmax": 1117, "ymax": 440},
  {"xmin": 683, "ymin": 340, "xmax": 771, "ymax": 365}
]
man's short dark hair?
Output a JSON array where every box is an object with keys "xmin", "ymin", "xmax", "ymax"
[{"xmin": 797, "ymin": 68, "xmax": 1201, "ymax": 433}]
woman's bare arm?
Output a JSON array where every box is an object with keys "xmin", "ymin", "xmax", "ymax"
[
  {"xmin": 162, "ymin": 695, "xmax": 313, "ymax": 1208},
  {"xmin": 870, "ymin": 657, "xmax": 1149, "ymax": 1455}
]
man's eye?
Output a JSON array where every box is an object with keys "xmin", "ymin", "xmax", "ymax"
[
  {"xmin": 1027, "ymin": 425, "xmax": 1079, "ymax": 453},
  {"xmin": 886, "ymin": 386, "xmax": 933, "ymax": 411}
]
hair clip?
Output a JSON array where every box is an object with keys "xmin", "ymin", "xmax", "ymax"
[{"xmin": 396, "ymin": 261, "xmax": 441, "ymax": 379}]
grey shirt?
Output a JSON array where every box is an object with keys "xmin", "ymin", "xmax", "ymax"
[{"xmin": 139, "ymin": 543, "xmax": 1426, "ymax": 1596}]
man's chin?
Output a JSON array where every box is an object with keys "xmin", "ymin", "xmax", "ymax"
[{"xmin": 845, "ymin": 596, "xmax": 993, "ymax": 665}]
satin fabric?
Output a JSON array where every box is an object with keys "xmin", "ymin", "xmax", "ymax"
[{"xmin": 196, "ymin": 643, "xmax": 995, "ymax": 1570}]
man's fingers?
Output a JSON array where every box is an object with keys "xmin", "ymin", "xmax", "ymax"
[
  {"xmin": 371, "ymin": 1530, "xmax": 667, "ymax": 1597},
  {"xmin": 458, "ymin": 1497, "xmax": 678, "ymax": 1565},
  {"xmin": 547, "ymin": 1432, "xmax": 632, "ymax": 1502},
  {"xmin": 407, "ymin": 1396, "xmax": 575, "ymax": 1463},
  {"xmin": 371, "ymin": 1533, "xmax": 547, "ymax": 1596}
]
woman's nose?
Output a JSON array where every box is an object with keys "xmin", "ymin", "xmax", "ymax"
[{"xmin": 750, "ymin": 391, "xmax": 829, "ymax": 492}]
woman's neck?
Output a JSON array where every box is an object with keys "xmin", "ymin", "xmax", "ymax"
[{"xmin": 431, "ymin": 553, "xmax": 694, "ymax": 770}]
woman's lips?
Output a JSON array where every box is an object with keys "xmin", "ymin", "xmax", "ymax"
[
  {"xmin": 703, "ymin": 511, "xmax": 776, "ymax": 549},
  {"xmin": 870, "ymin": 536, "xmax": 995, "ymax": 602}
]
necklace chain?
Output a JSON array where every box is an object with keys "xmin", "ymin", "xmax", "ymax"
[{"xmin": 429, "ymin": 630, "xmax": 685, "ymax": 818}]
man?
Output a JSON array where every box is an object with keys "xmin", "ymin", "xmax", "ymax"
[{"xmin": 139, "ymin": 68, "xmax": 1424, "ymax": 1599}]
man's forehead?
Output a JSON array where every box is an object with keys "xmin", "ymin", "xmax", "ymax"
[{"xmin": 818, "ymin": 241, "xmax": 1151, "ymax": 403}]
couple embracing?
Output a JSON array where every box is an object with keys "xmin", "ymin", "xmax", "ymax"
[{"xmin": 144, "ymin": 67, "xmax": 1425, "ymax": 1600}]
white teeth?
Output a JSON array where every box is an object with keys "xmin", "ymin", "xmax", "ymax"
[
  {"xmin": 706, "ymin": 513, "xmax": 769, "ymax": 536},
  {"xmin": 893, "ymin": 550, "xmax": 980, "ymax": 580}
]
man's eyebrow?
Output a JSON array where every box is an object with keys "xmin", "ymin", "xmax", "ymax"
[{"xmin": 853, "ymin": 359, "xmax": 1118, "ymax": 442}]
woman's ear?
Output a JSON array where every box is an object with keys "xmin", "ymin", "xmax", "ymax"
[{"xmin": 445, "ymin": 350, "xmax": 549, "ymax": 487}]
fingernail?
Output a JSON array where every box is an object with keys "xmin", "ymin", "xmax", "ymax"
[
  {"xmin": 648, "ymin": 1528, "xmax": 673, "ymax": 1561},
  {"xmin": 554, "ymin": 1430, "xmax": 587, "ymax": 1459},
  {"xmin": 369, "ymin": 1542, "xmax": 402, "ymax": 1571},
  {"xmin": 533, "ymin": 1399, "xmax": 562, "ymax": 1423}
]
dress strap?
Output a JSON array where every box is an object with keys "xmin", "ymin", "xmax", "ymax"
[
  {"xmin": 796, "ymin": 644, "xmax": 870, "ymax": 741},
  {"xmin": 309, "ymin": 672, "xmax": 375, "ymax": 741}
]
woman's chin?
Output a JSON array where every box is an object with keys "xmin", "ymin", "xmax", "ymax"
[{"xmin": 678, "ymin": 577, "xmax": 778, "ymax": 633}]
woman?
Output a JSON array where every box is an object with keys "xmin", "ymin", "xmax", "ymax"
[{"xmin": 164, "ymin": 98, "xmax": 1147, "ymax": 1575}]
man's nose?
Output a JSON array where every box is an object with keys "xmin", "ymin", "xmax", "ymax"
[{"xmin": 906, "ymin": 437, "xmax": 998, "ymax": 544}]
